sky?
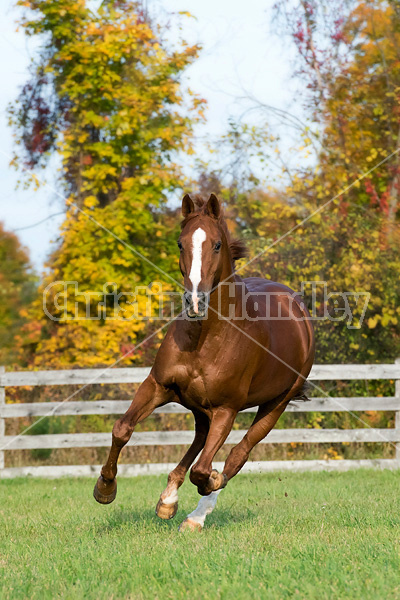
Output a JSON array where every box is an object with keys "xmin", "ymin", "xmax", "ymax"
[{"xmin": 0, "ymin": 0, "xmax": 296, "ymax": 272}]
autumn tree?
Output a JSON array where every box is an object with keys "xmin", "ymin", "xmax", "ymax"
[
  {"xmin": 10, "ymin": 0, "xmax": 204, "ymax": 367},
  {"xmin": 272, "ymin": 0, "xmax": 400, "ymax": 219},
  {"xmin": 0, "ymin": 224, "xmax": 36, "ymax": 366},
  {"xmin": 263, "ymin": 0, "xmax": 400, "ymax": 365}
]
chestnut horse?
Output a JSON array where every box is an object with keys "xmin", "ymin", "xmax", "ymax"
[{"xmin": 94, "ymin": 193, "xmax": 315, "ymax": 531}]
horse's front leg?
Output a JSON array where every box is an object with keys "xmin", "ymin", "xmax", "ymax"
[
  {"xmin": 156, "ymin": 409, "xmax": 210, "ymax": 520},
  {"xmin": 189, "ymin": 406, "xmax": 237, "ymax": 496},
  {"xmin": 178, "ymin": 406, "xmax": 236, "ymax": 532},
  {"xmin": 93, "ymin": 374, "xmax": 172, "ymax": 504}
]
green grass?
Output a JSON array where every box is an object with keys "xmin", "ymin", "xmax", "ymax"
[{"xmin": 0, "ymin": 470, "xmax": 399, "ymax": 599}]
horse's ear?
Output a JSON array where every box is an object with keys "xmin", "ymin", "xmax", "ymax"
[
  {"xmin": 182, "ymin": 194, "xmax": 195, "ymax": 218},
  {"xmin": 206, "ymin": 193, "xmax": 221, "ymax": 219}
]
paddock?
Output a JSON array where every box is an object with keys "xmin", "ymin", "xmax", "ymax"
[
  {"xmin": 1, "ymin": 470, "xmax": 399, "ymax": 600},
  {"xmin": 1, "ymin": 363, "xmax": 399, "ymax": 598}
]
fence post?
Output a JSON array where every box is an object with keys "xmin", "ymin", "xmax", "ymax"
[
  {"xmin": 395, "ymin": 358, "xmax": 400, "ymax": 463},
  {"xmin": 0, "ymin": 366, "xmax": 5, "ymax": 470}
]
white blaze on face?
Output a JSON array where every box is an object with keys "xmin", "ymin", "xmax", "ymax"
[
  {"xmin": 185, "ymin": 489, "xmax": 222, "ymax": 527},
  {"xmin": 189, "ymin": 227, "xmax": 207, "ymax": 313}
]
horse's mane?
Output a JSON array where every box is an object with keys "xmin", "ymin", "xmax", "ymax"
[{"xmin": 181, "ymin": 194, "xmax": 247, "ymax": 263}]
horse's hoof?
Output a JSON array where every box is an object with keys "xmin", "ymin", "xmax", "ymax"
[
  {"xmin": 93, "ymin": 475, "xmax": 117, "ymax": 505},
  {"xmin": 156, "ymin": 498, "xmax": 178, "ymax": 520},
  {"xmin": 210, "ymin": 469, "xmax": 227, "ymax": 490},
  {"xmin": 178, "ymin": 518, "xmax": 202, "ymax": 532},
  {"xmin": 198, "ymin": 470, "xmax": 227, "ymax": 495}
]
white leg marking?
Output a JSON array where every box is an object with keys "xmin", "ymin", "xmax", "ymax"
[
  {"xmin": 186, "ymin": 490, "xmax": 222, "ymax": 527},
  {"xmin": 189, "ymin": 227, "xmax": 206, "ymax": 313},
  {"xmin": 162, "ymin": 486, "xmax": 179, "ymax": 505}
]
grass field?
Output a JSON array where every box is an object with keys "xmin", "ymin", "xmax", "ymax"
[{"xmin": 0, "ymin": 470, "xmax": 399, "ymax": 600}]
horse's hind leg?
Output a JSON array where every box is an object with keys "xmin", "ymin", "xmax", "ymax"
[
  {"xmin": 179, "ymin": 489, "xmax": 223, "ymax": 532},
  {"xmin": 221, "ymin": 397, "xmax": 289, "ymax": 483},
  {"xmin": 93, "ymin": 375, "xmax": 173, "ymax": 505},
  {"xmin": 156, "ymin": 409, "xmax": 209, "ymax": 520}
]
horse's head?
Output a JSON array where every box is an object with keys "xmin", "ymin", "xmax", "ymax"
[{"xmin": 178, "ymin": 193, "xmax": 246, "ymax": 319}]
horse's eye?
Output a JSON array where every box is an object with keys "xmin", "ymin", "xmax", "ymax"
[
  {"xmin": 214, "ymin": 241, "xmax": 222, "ymax": 252},
  {"xmin": 177, "ymin": 241, "xmax": 183, "ymax": 251}
]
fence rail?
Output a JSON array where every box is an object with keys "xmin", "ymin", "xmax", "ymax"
[
  {"xmin": 0, "ymin": 361, "xmax": 399, "ymax": 478},
  {"xmin": 1, "ymin": 363, "xmax": 400, "ymax": 387}
]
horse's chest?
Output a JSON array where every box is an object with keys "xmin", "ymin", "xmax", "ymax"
[
  {"xmin": 171, "ymin": 365, "xmax": 209, "ymax": 406},
  {"xmin": 153, "ymin": 332, "xmax": 250, "ymax": 408},
  {"xmin": 163, "ymin": 354, "xmax": 239, "ymax": 410}
]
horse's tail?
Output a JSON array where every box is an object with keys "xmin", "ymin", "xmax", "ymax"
[
  {"xmin": 301, "ymin": 298, "xmax": 315, "ymax": 373},
  {"xmin": 291, "ymin": 296, "xmax": 315, "ymax": 402}
]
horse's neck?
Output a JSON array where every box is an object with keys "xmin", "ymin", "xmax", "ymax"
[{"xmin": 208, "ymin": 273, "xmax": 245, "ymax": 315}]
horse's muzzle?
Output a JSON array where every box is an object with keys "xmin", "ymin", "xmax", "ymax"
[{"xmin": 184, "ymin": 291, "xmax": 209, "ymax": 319}]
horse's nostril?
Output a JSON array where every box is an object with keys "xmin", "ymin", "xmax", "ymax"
[{"xmin": 184, "ymin": 290, "xmax": 209, "ymax": 317}]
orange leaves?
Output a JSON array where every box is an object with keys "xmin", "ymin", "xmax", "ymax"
[{"xmin": 0, "ymin": 224, "xmax": 37, "ymax": 366}]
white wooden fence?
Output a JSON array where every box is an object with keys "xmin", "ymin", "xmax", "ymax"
[{"xmin": 0, "ymin": 361, "xmax": 399, "ymax": 478}]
